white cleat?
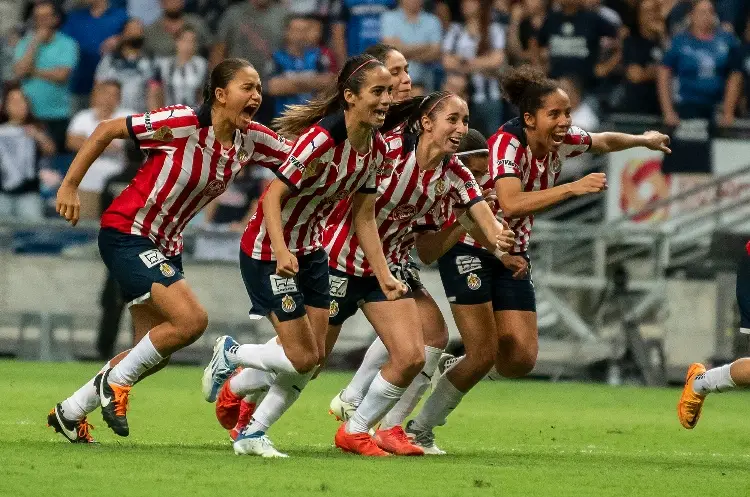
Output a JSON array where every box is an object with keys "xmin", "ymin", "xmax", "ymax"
[
  {"xmin": 329, "ymin": 390, "xmax": 357, "ymax": 422},
  {"xmin": 405, "ymin": 420, "xmax": 446, "ymax": 455},
  {"xmin": 233, "ymin": 430, "xmax": 288, "ymax": 458},
  {"xmin": 202, "ymin": 335, "xmax": 239, "ymax": 402}
]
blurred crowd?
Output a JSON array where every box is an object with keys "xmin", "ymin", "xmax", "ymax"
[{"xmin": 0, "ymin": 0, "xmax": 749, "ymax": 227}]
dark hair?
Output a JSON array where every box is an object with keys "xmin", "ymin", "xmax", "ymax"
[
  {"xmin": 273, "ymin": 54, "xmax": 385, "ymax": 137},
  {"xmin": 202, "ymin": 58, "xmax": 254, "ymax": 105},
  {"xmin": 457, "ymin": 128, "xmax": 487, "ymax": 154},
  {"xmin": 381, "ymin": 91, "xmax": 460, "ymax": 133},
  {"xmin": 500, "ymin": 65, "xmax": 560, "ymax": 127},
  {"xmin": 364, "ymin": 43, "xmax": 399, "ymax": 64},
  {"xmin": 0, "ymin": 83, "xmax": 36, "ymax": 125}
]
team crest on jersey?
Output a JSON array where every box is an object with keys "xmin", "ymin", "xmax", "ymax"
[
  {"xmin": 377, "ymin": 159, "xmax": 395, "ymax": 177},
  {"xmin": 159, "ymin": 263, "xmax": 176, "ymax": 277},
  {"xmin": 152, "ymin": 126, "xmax": 173, "ymax": 142},
  {"xmin": 303, "ymin": 159, "xmax": 323, "ymax": 179},
  {"xmin": 281, "ymin": 294, "xmax": 297, "ymax": 313},
  {"xmin": 237, "ymin": 148, "xmax": 250, "ymax": 163},
  {"xmin": 467, "ymin": 273, "xmax": 481, "ymax": 290},
  {"xmin": 551, "ymin": 157, "xmax": 562, "ymax": 174},
  {"xmin": 435, "ymin": 178, "xmax": 446, "ymax": 196},
  {"xmin": 329, "ymin": 300, "xmax": 339, "ymax": 318},
  {"xmin": 205, "ymin": 179, "xmax": 226, "ymax": 196},
  {"xmin": 390, "ymin": 204, "xmax": 416, "ymax": 221}
]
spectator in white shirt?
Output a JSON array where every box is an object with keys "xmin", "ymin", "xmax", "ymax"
[{"xmin": 153, "ymin": 26, "xmax": 208, "ymax": 108}]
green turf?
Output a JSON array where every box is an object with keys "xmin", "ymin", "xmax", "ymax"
[{"xmin": 1, "ymin": 360, "xmax": 749, "ymax": 496}]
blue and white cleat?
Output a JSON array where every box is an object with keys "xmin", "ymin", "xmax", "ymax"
[
  {"xmin": 233, "ymin": 429, "xmax": 288, "ymax": 458},
  {"xmin": 202, "ymin": 335, "xmax": 239, "ymax": 402}
]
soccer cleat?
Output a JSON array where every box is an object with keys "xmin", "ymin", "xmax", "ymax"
[
  {"xmin": 405, "ymin": 419, "xmax": 446, "ymax": 455},
  {"xmin": 46, "ymin": 403, "xmax": 97, "ymax": 444},
  {"xmin": 329, "ymin": 390, "xmax": 357, "ymax": 422},
  {"xmin": 229, "ymin": 400, "xmax": 256, "ymax": 441},
  {"xmin": 233, "ymin": 429, "xmax": 288, "ymax": 458},
  {"xmin": 96, "ymin": 369, "xmax": 131, "ymax": 437},
  {"xmin": 202, "ymin": 335, "xmax": 239, "ymax": 402},
  {"xmin": 334, "ymin": 423, "xmax": 390, "ymax": 457},
  {"xmin": 374, "ymin": 426, "xmax": 424, "ymax": 456},
  {"xmin": 678, "ymin": 362, "xmax": 707, "ymax": 429},
  {"xmin": 215, "ymin": 369, "xmax": 244, "ymax": 429}
]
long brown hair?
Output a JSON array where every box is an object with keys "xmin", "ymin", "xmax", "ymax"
[{"xmin": 273, "ymin": 54, "xmax": 385, "ymax": 137}]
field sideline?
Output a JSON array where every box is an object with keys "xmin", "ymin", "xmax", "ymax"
[{"xmin": 1, "ymin": 360, "xmax": 749, "ymax": 496}]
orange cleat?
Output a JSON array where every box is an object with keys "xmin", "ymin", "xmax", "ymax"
[
  {"xmin": 229, "ymin": 399, "xmax": 256, "ymax": 441},
  {"xmin": 215, "ymin": 369, "xmax": 244, "ymax": 429},
  {"xmin": 677, "ymin": 362, "xmax": 707, "ymax": 429},
  {"xmin": 334, "ymin": 423, "xmax": 390, "ymax": 457},
  {"xmin": 374, "ymin": 426, "xmax": 424, "ymax": 456}
]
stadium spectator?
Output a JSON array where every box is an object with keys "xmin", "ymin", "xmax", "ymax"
[
  {"xmin": 507, "ymin": 0, "xmax": 549, "ymax": 65},
  {"xmin": 619, "ymin": 0, "xmax": 664, "ymax": 115},
  {"xmin": 442, "ymin": 71, "xmax": 470, "ymax": 100},
  {"xmin": 62, "ymin": 0, "xmax": 128, "ymax": 112},
  {"xmin": 662, "ymin": 0, "xmax": 693, "ymax": 35},
  {"xmin": 143, "ymin": 0, "xmax": 212, "ymax": 58},
  {"xmin": 13, "ymin": 1, "xmax": 78, "ymax": 153},
  {"xmin": 602, "ymin": 0, "xmax": 638, "ymax": 34},
  {"xmin": 658, "ymin": 0, "xmax": 742, "ymax": 126},
  {"xmin": 152, "ymin": 26, "xmax": 208, "ymax": 108},
  {"xmin": 0, "ymin": 1, "xmax": 24, "ymax": 41},
  {"xmin": 716, "ymin": 0, "xmax": 749, "ymax": 35},
  {"xmin": 531, "ymin": 0, "xmax": 621, "ymax": 91},
  {"xmin": 127, "ymin": 0, "xmax": 162, "ymax": 25},
  {"xmin": 95, "ymin": 18, "xmax": 159, "ymax": 113},
  {"xmin": 442, "ymin": 0, "xmax": 506, "ymax": 137},
  {"xmin": 266, "ymin": 14, "xmax": 335, "ymax": 119},
  {"xmin": 0, "ymin": 84, "xmax": 56, "ymax": 220},
  {"xmin": 722, "ymin": 17, "xmax": 750, "ymax": 123},
  {"xmin": 330, "ymin": 0, "xmax": 396, "ymax": 66},
  {"xmin": 66, "ymin": 80, "xmax": 133, "ymax": 220},
  {"xmin": 381, "ymin": 0, "xmax": 443, "ymax": 90},
  {"xmin": 183, "ymin": 0, "xmax": 244, "ymax": 35}
]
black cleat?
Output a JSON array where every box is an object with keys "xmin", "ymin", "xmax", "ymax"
[
  {"xmin": 96, "ymin": 370, "xmax": 131, "ymax": 437},
  {"xmin": 47, "ymin": 403, "xmax": 97, "ymax": 443}
]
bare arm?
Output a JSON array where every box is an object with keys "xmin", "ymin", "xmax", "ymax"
[
  {"xmin": 28, "ymin": 127, "xmax": 56, "ymax": 157},
  {"xmin": 382, "ymin": 38, "xmax": 442, "ymax": 63},
  {"xmin": 497, "ymin": 175, "xmax": 606, "ymax": 218},
  {"xmin": 657, "ymin": 65, "xmax": 679, "ymax": 123},
  {"xmin": 468, "ymin": 49, "xmax": 505, "ymax": 75},
  {"xmin": 352, "ymin": 192, "xmax": 391, "ymax": 282},
  {"xmin": 414, "ymin": 222, "xmax": 467, "ymax": 265},
  {"xmin": 721, "ymin": 72, "xmax": 744, "ymax": 126},
  {"xmin": 589, "ymin": 130, "xmax": 671, "ymax": 154},
  {"xmin": 13, "ymin": 38, "xmax": 40, "ymax": 78},
  {"xmin": 267, "ymin": 73, "xmax": 335, "ymax": 96}
]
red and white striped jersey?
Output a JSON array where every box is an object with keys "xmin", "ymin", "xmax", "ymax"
[
  {"xmin": 434, "ymin": 171, "xmax": 498, "ymax": 251},
  {"xmin": 489, "ymin": 118, "xmax": 591, "ymax": 253},
  {"xmin": 325, "ymin": 132, "xmax": 483, "ymax": 277},
  {"xmin": 241, "ymin": 111, "xmax": 384, "ymax": 260},
  {"xmin": 101, "ymin": 104, "xmax": 292, "ymax": 256}
]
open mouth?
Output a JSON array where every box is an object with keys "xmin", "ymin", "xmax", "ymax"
[
  {"xmin": 373, "ymin": 109, "xmax": 387, "ymax": 119},
  {"xmin": 550, "ymin": 130, "xmax": 566, "ymax": 145},
  {"xmin": 448, "ymin": 136, "xmax": 461, "ymax": 148},
  {"xmin": 241, "ymin": 104, "xmax": 258, "ymax": 121}
]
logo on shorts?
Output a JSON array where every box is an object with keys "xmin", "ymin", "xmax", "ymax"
[
  {"xmin": 281, "ymin": 294, "xmax": 296, "ymax": 313},
  {"xmin": 329, "ymin": 300, "xmax": 339, "ymax": 317},
  {"xmin": 455, "ymin": 255, "xmax": 482, "ymax": 275},
  {"xmin": 270, "ymin": 275, "xmax": 298, "ymax": 295},
  {"xmin": 237, "ymin": 148, "xmax": 250, "ymax": 163},
  {"xmin": 435, "ymin": 178, "xmax": 446, "ymax": 196},
  {"xmin": 139, "ymin": 249, "xmax": 168, "ymax": 268},
  {"xmin": 467, "ymin": 273, "xmax": 481, "ymax": 290},
  {"xmin": 329, "ymin": 275, "xmax": 348, "ymax": 298},
  {"xmin": 159, "ymin": 263, "xmax": 176, "ymax": 277},
  {"xmin": 390, "ymin": 204, "xmax": 416, "ymax": 221},
  {"xmin": 204, "ymin": 179, "xmax": 226, "ymax": 197},
  {"xmin": 152, "ymin": 125, "xmax": 173, "ymax": 142}
]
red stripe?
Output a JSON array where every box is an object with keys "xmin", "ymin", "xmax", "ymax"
[{"xmin": 139, "ymin": 137, "xmax": 189, "ymax": 238}]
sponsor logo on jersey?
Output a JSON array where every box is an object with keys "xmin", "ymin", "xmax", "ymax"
[
  {"xmin": 152, "ymin": 125, "xmax": 173, "ymax": 142},
  {"xmin": 289, "ymin": 155, "xmax": 305, "ymax": 172},
  {"xmin": 497, "ymin": 159, "xmax": 518, "ymax": 170}
]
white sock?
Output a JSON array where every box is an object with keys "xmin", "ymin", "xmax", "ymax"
[
  {"xmin": 229, "ymin": 367, "xmax": 276, "ymax": 397},
  {"xmin": 693, "ymin": 364, "xmax": 736, "ymax": 395},
  {"xmin": 411, "ymin": 373, "xmax": 465, "ymax": 431},
  {"xmin": 228, "ymin": 337, "xmax": 297, "ymax": 375},
  {"xmin": 244, "ymin": 370, "xmax": 314, "ymax": 434},
  {"xmin": 341, "ymin": 337, "xmax": 389, "ymax": 406},
  {"xmin": 60, "ymin": 362, "xmax": 110, "ymax": 421},
  {"xmin": 380, "ymin": 346, "xmax": 443, "ymax": 429},
  {"xmin": 108, "ymin": 332, "xmax": 164, "ymax": 386},
  {"xmin": 346, "ymin": 372, "xmax": 405, "ymax": 434}
]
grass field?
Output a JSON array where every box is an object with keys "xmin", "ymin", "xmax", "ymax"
[{"xmin": 1, "ymin": 360, "xmax": 750, "ymax": 497}]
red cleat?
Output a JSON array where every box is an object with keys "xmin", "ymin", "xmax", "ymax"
[
  {"xmin": 334, "ymin": 423, "xmax": 390, "ymax": 457},
  {"xmin": 229, "ymin": 399, "xmax": 256, "ymax": 441},
  {"xmin": 215, "ymin": 368, "xmax": 243, "ymax": 429},
  {"xmin": 374, "ymin": 426, "xmax": 424, "ymax": 456}
]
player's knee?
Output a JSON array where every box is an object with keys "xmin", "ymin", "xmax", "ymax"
[
  {"xmin": 496, "ymin": 349, "xmax": 536, "ymax": 378},
  {"xmin": 287, "ymin": 349, "xmax": 319, "ymax": 374},
  {"xmin": 177, "ymin": 307, "xmax": 209, "ymax": 344},
  {"xmin": 393, "ymin": 345, "xmax": 425, "ymax": 377},
  {"xmin": 464, "ymin": 343, "xmax": 496, "ymax": 375}
]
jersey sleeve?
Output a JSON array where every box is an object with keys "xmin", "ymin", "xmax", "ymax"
[
  {"xmin": 489, "ymin": 132, "xmax": 524, "ymax": 181},
  {"xmin": 559, "ymin": 125, "xmax": 592, "ymax": 159},
  {"xmin": 126, "ymin": 105, "xmax": 198, "ymax": 150},
  {"xmin": 274, "ymin": 125, "xmax": 334, "ymax": 192},
  {"xmin": 245, "ymin": 122, "xmax": 292, "ymax": 169},
  {"xmin": 447, "ymin": 160, "xmax": 483, "ymax": 209}
]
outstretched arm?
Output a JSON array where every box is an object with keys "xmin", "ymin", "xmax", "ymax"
[{"xmin": 589, "ymin": 130, "xmax": 671, "ymax": 154}]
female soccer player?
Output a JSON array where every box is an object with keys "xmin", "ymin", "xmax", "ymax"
[
  {"xmin": 404, "ymin": 65, "xmax": 672, "ymax": 453},
  {"xmin": 678, "ymin": 241, "xmax": 750, "ymax": 429},
  {"xmin": 324, "ymin": 93, "xmax": 513, "ymax": 456},
  {"xmin": 202, "ymin": 54, "xmax": 407, "ymax": 458},
  {"xmin": 46, "ymin": 58, "xmax": 292, "ymax": 442}
]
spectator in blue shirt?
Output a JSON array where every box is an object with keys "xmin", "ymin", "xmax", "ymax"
[
  {"xmin": 331, "ymin": 0, "xmax": 396, "ymax": 67},
  {"xmin": 267, "ymin": 14, "xmax": 336, "ymax": 119},
  {"xmin": 381, "ymin": 0, "xmax": 442, "ymax": 90},
  {"xmin": 658, "ymin": 0, "xmax": 742, "ymax": 126},
  {"xmin": 62, "ymin": 0, "xmax": 128, "ymax": 112},
  {"xmin": 13, "ymin": 1, "xmax": 78, "ymax": 153}
]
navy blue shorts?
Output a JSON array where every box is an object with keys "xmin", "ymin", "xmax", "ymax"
[
  {"xmin": 328, "ymin": 264, "xmax": 417, "ymax": 327},
  {"xmin": 240, "ymin": 249, "xmax": 330, "ymax": 323},
  {"xmin": 737, "ymin": 251, "xmax": 750, "ymax": 332},
  {"xmin": 437, "ymin": 243, "xmax": 536, "ymax": 312},
  {"xmin": 98, "ymin": 228, "xmax": 184, "ymax": 306}
]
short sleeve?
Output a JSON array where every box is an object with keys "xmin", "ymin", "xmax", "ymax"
[
  {"xmin": 447, "ymin": 161, "xmax": 483, "ymax": 208},
  {"xmin": 489, "ymin": 132, "xmax": 523, "ymax": 181},
  {"xmin": 245, "ymin": 122, "xmax": 292, "ymax": 169},
  {"xmin": 56, "ymin": 37, "xmax": 79, "ymax": 68},
  {"xmin": 558, "ymin": 126, "xmax": 592, "ymax": 159},
  {"xmin": 275, "ymin": 125, "xmax": 334, "ymax": 192},
  {"xmin": 126, "ymin": 105, "xmax": 199, "ymax": 150}
]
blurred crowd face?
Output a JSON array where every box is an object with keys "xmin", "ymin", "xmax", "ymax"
[
  {"xmin": 690, "ymin": 0, "xmax": 716, "ymax": 34},
  {"xmin": 5, "ymin": 88, "xmax": 31, "ymax": 124},
  {"xmin": 176, "ymin": 29, "xmax": 197, "ymax": 58},
  {"xmin": 558, "ymin": 0, "xmax": 582, "ymax": 12},
  {"xmin": 401, "ymin": 0, "xmax": 424, "ymax": 15},
  {"xmin": 638, "ymin": 0, "xmax": 663, "ymax": 36},
  {"xmin": 93, "ymin": 82, "xmax": 121, "ymax": 114},
  {"xmin": 305, "ymin": 18, "xmax": 323, "ymax": 47},
  {"xmin": 286, "ymin": 18, "xmax": 309, "ymax": 51},
  {"xmin": 460, "ymin": 0, "xmax": 481, "ymax": 20},
  {"xmin": 121, "ymin": 19, "xmax": 145, "ymax": 50},
  {"xmin": 161, "ymin": 0, "xmax": 185, "ymax": 18},
  {"xmin": 523, "ymin": 0, "xmax": 545, "ymax": 16},
  {"xmin": 33, "ymin": 2, "xmax": 59, "ymax": 33}
]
